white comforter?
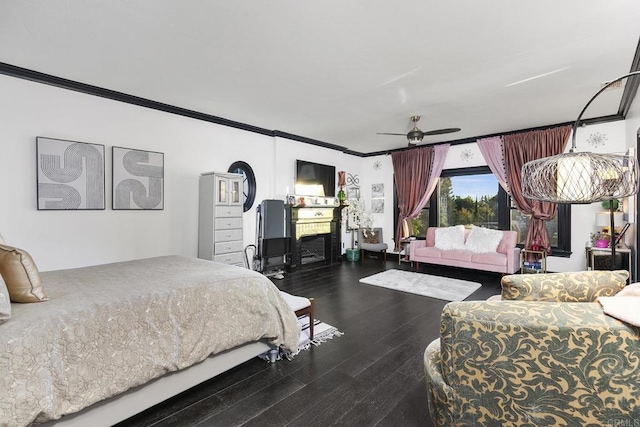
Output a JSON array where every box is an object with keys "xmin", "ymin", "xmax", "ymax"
[{"xmin": 0, "ymin": 256, "xmax": 300, "ymax": 426}]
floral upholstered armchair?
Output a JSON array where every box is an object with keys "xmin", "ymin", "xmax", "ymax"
[{"xmin": 424, "ymin": 270, "xmax": 640, "ymax": 426}]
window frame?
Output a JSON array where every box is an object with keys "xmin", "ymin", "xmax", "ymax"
[{"xmin": 393, "ymin": 166, "xmax": 571, "ymax": 256}]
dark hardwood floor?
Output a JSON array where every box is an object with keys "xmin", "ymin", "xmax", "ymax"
[{"xmin": 117, "ymin": 257, "xmax": 503, "ymax": 427}]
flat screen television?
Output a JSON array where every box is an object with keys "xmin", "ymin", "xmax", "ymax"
[{"xmin": 295, "ymin": 160, "xmax": 336, "ymax": 197}]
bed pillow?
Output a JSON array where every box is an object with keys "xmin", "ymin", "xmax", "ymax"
[
  {"xmin": 434, "ymin": 225, "xmax": 466, "ymax": 251},
  {"xmin": 0, "ymin": 244, "xmax": 48, "ymax": 303},
  {"xmin": 0, "ymin": 276, "xmax": 10, "ymax": 324},
  {"xmin": 464, "ymin": 226, "xmax": 504, "ymax": 253}
]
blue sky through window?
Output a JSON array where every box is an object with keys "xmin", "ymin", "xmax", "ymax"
[{"xmin": 450, "ymin": 174, "xmax": 498, "ymax": 199}]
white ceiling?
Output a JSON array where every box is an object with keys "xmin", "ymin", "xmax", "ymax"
[{"xmin": 1, "ymin": 1, "xmax": 639, "ymax": 155}]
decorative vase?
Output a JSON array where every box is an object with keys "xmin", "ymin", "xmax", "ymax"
[
  {"xmin": 346, "ymin": 248, "xmax": 360, "ymax": 262},
  {"xmin": 337, "ymin": 188, "xmax": 346, "ymax": 204},
  {"xmin": 595, "ymin": 239, "xmax": 609, "ymax": 248}
]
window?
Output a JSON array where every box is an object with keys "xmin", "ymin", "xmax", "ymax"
[
  {"xmin": 393, "ymin": 166, "xmax": 571, "ymax": 255},
  {"xmin": 437, "ymin": 174, "xmax": 499, "ymax": 229}
]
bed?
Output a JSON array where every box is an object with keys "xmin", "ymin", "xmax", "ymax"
[{"xmin": 0, "ymin": 255, "xmax": 300, "ymax": 426}]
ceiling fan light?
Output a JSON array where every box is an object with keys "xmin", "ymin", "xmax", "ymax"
[{"xmin": 407, "ymin": 130, "xmax": 423, "ymax": 143}]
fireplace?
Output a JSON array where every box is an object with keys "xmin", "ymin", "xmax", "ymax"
[
  {"xmin": 300, "ymin": 234, "xmax": 328, "ymax": 265},
  {"xmin": 288, "ymin": 206, "xmax": 342, "ymax": 270}
]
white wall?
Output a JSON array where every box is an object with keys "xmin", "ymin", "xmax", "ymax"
[
  {"xmin": 624, "ymin": 87, "xmax": 640, "ymax": 274},
  {"xmin": 0, "ymin": 75, "xmax": 360, "ymax": 271},
  {"xmin": 2, "ymin": 72, "xmax": 637, "ymax": 274},
  {"xmin": 360, "ymin": 121, "xmax": 631, "ymax": 273}
]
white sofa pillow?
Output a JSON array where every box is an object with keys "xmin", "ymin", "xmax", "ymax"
[
  {"xmin": 464, "ymin": 226, "xmax": 503, "ymax": 253},
  {"xmin": 434, "ymin": 225, "xmax": 466, "ymax": 250}
]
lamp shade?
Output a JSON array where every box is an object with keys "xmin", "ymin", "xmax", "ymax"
[
  {"xmin": 595, "ymin": 212, "xmax": 624, "ymax": 227},
  {"xmin": 521, "ymin": 152, "xmax": 639, "ymax": 204},
  {"xmin": 338, "ymin": 171, "xmax": 346, "ymax": 187}
]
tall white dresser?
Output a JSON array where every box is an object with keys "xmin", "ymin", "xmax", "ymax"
[{"xmin": 198, "ymin": 171, "xmax": 245, "ymax": 267}]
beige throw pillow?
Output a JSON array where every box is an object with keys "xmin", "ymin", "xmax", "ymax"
[
  {"xmin": 0, "ymin": 244, "xmax": 48, "ymax": 303},
  {"xmin": 363, "ymin": 230, "xmax": 380, "ymax": 244}
]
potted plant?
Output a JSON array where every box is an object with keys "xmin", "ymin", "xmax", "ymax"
[{"xmin": 341, "ymin": 199, "xmax": 372, "ymax": 261}]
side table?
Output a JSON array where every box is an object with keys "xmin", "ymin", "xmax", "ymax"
[
  {"xmin": 399, "ymin": 240, "xmax": 412, "ymax": 265},
  {"xmin": 520, "ymin": 249, "xmax": 547, "ymax": 274},
  {"xmin": 586, "ymin": 247, "xmax": 632, "ymax": 281}
]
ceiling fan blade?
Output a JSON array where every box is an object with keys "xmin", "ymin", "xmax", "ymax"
[
  {"xmin": 376, "ymin": 132, "xmax": 407, "ymax": 136},
  {"xmin": 423, "ymin": 128, "xmax": 461, "ymax": 136}
]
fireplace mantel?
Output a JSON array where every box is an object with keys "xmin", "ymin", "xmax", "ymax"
[{"xmin": 288, "ymin": 205, "xmax": 343, "ymax": 270}]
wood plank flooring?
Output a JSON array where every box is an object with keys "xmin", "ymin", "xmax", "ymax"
[{"xmin": 116, "ymin": 257, "xmax": 503, "ymax": 427}]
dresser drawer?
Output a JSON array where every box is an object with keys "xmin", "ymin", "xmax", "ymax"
[
  {"xmin": 214, "ymin": 229, "xmax": 243, "ymax": 242},
  {"xmin": 215, "ymin": 205, "xmax": 243, "ymax": 218},
  {"xmin": 215, "ymin": 217, "xmax": 243, "ymax": 230},
  {"xmin": 215, "ymin": 240, "xmax": 243, "ymax": 255},
  {"xmin": 214, "ymin": 252, "xmax": 244, "ymax": 266}
]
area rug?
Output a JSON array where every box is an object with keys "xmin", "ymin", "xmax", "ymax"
[
  {"xmin": 359, "ymin": 269, "xmax": 481, "ymax": 301},
  {"xmin": 261, "ymin": 317, "xmax": 343, "ymax": 362}
]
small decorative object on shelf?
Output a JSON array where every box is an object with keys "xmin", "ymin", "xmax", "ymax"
[
  {"xmin": 520, "ymin": 249, "xmax": 547, "ymax": 274},
  {"xmin": 337, "ymin": 170, "xmax": 347, "ymax": 205},
  {"xmin": 530, "ymin": 236, "xmax": 542, "ymax": 252}
]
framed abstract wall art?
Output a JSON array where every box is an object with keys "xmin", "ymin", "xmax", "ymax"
[
  {"xmin": 112, "ymin": 147, "xmax": 164, "ymax": 210},
  {"xmin": 36, "ymin": 137, "xmax": 105, "ymax": 210}
]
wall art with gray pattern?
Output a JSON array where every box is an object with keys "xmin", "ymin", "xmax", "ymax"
[
  {"xmin": 112, "ymin": 147, "xmax": 164, "ymax": 210},
  {"xmin": 36, "ymin": 137, "xmax": 105, "ymax": 210}
]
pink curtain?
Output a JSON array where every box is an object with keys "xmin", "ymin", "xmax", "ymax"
[
  {"xmin": 477, "ymin": 136, "xmax": 509, "ymax": 194},
  {"xmin": 421, "ymin": 145, "xmax": 450, "ymax": 206},
  {"xmin": 504, "ymin": 126, "xmax": 571, "ymax": 252},
  {"xmin": 392, "ymin": 145, "xmax": 449, "ymax": 250}
]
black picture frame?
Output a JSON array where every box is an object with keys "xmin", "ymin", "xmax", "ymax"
[
  {"xmin": 112, "ymin": 146, "xmax": 164, "ymax": 210},
  {"xmin": 36, "ymin": 137, "xmax": 105, "ymax": 210}
]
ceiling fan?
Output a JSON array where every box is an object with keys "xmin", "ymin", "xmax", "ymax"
[{"xmin": 377, "ymin": 115, "xmax": 461, "ymax": 147}]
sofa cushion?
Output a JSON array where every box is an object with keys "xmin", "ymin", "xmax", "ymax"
[
  {"xmin": 415, "ymin": 247, "xmax": 442, "ymax": 259},
  {"xmin": 471, "ymin": 252, "xmax": 506, "ymax": 266},
  {"xmin": 501, "ymin": 270, "xmax": 628, "ymax": 302},
  {"xmin": 434, "ymin": 226, "xmax": 465, "ymax": 251},
  {"xmin": 441, "ymin": 250, "xmax": 472, "ymax": 262},
  {"xmin": 464, "ymin": 227, "xmax": 503, "ymax": 253}
]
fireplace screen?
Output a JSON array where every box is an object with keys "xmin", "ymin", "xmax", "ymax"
[{"xmin": 300, "ymin": 235, "xmax": 327, "ymax": 265}]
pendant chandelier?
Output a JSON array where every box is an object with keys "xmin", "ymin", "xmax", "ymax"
[{"xmin": 521, "ymin": 71, "xmax": 640, "ymax": 205}]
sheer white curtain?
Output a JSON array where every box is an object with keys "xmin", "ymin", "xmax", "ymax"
[{"xmin": 477, "ymin": 136, "xmax": 509, "ymax": 194}]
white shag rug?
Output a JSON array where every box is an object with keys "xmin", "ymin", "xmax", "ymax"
[{"xmin": 359, "ymin": 269, "xmax": 481, "ymax": 301}]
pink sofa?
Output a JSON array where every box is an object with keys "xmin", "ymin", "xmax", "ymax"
[{"xmin": 410, "ymin": 227, "xmax": 521, "ymax": 274}]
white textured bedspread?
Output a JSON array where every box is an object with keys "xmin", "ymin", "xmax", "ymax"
[{"xmin": 0, "ymin": 256, "xmax": 300, "ymax": 426}]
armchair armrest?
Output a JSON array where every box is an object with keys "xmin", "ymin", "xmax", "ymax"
[{"xmin": 500, "ymin": 270, "xmax": 628, "ymax": 302}]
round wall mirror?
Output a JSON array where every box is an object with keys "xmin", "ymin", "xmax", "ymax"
[{"xmin": 228, "ymin": 161, "xmax": 256, "ymax": 212}]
